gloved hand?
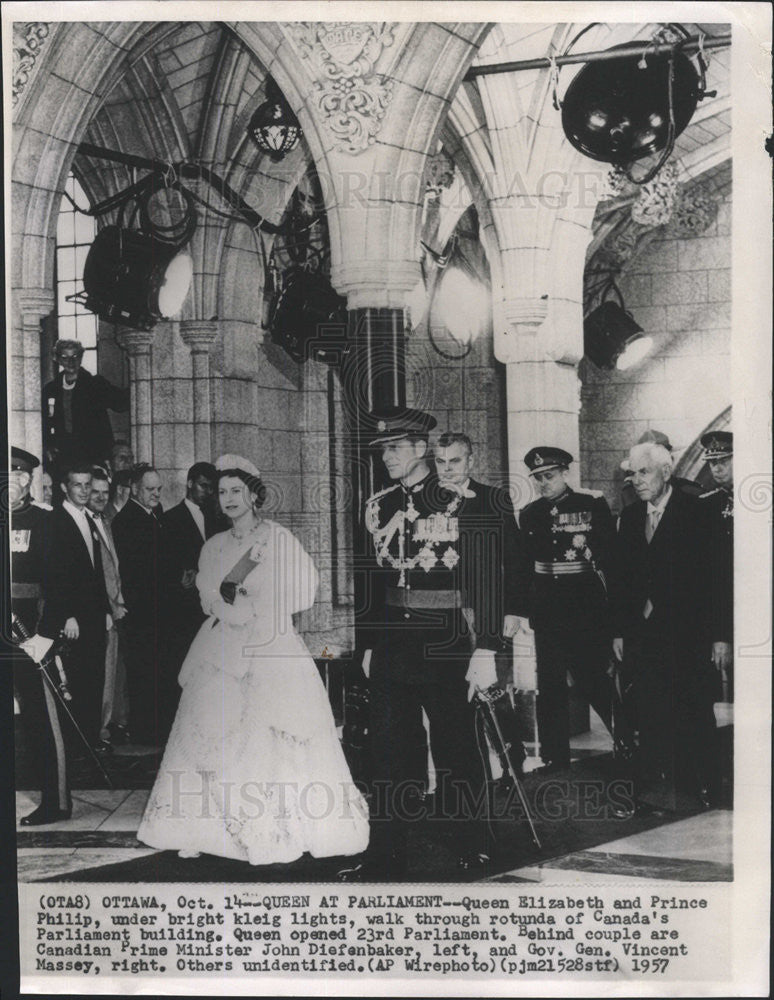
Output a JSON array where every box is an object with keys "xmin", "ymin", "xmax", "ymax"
[
  {"xmin": 465, "ymin": 648, "xmax": 498, "ymax": 701},
  {"xmin": 20, "ymin": 634, "xmax": 54, "ymax": 664}
]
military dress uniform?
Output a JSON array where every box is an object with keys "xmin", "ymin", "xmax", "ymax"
[
  {"xmin": 514, "ymin": 448, "xmax": 622, "ymax": 769},
  {"xmin": 10, "ymin": 448, "xmax": 71, "ymax": 824},
  {"xmin": 699, "ymin": 432, "xmax": 734, "ymax": 699},
  {"xmin": 358, "ymin": 411, "xmax": 488, "ymax": 873}
]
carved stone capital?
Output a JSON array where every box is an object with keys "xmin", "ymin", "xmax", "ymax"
[
  {"xmin": 116, "ymin": 328, "xmax": 154, "ymax": 357},
  {"xmin": 331, "ymin": 259, "xmax": 419, "ymax": 309},
  {"xmin": 17, "ymin": 288, "xmax": 55, "ymax": 329},
  {"xmin": 179, "ymin": 320, "xmax": 218, "ymax": 354}
]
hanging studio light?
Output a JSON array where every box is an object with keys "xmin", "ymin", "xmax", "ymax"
[
  {"xmin": 584, "ymin": 299, "xmax": 653, "ymax": 371},
  {"xmin": 82, "ymin": 225, "xmax": 193, "ymax": 331},
  {"xmin": 561, "ymin": 41, "xmax": 702, "ymax": 172},
  {"xmin": 268, "ymin": 269, "xmax": 348, "ymax": 364},
  {"xmin": 248, "ymin": 79, "xmax": 301, "ymax": 161}
]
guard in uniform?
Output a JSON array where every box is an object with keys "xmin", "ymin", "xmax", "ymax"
[
  {"xmin": 513, "ymin": 447, "xmax": 625, "ymax": 771},
  {"xmin": 10, "ymin": 447, "xmax": 71, "ymax": 825},
  {"xmin": 342, "ymin": 408, "xmax": 489, "ymax": 879},
  {"xmin": 699, "ymin": 431, "xmax": 734, "ymax": 699}
]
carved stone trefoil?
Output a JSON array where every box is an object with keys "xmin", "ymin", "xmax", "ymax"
[
  {"xmin": 13, "ymin": 22, "xmax": 50, "ymax": 107},
  {"xmin": 291, "ymin": 22, "xmax": 395, "ymax": 154}
]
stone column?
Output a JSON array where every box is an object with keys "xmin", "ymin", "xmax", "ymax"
[
  {"xmin": 496, "ymin": 295, "xmax": 586, "ymax": 766},
  {"xmin": 334, "ymin": 265, "xmax": 418, "ymax": 651},
  {"xmin": 179, "ymin": 320, "xmax": 218, "ymax": 462},
  {"xmin": 14, "ymin": 290, "xmax": 55, "ymax": 471},
  {"xmin": 116, "ymin": 328, "xmax": 154, "ymax": 463}
]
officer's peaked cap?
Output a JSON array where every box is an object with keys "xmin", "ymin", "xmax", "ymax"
[
  {"xmin": 524, "ymin": 446, "xmax": 573, "ymax": 475},
  {"xmin": 11, "ymin": 446, "xmax": 40, "ymax": 472},
  {"xmin": 367, "ymin": 406, "xmax": 437, "ymax": 446},
  {"xmin": 700, "ymin": 431, "xmax": 732, "ymax": 459}
]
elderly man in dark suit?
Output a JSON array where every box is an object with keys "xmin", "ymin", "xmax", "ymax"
[
  {"xmin": 39, "ymin": 463, "xmax": 111, "ymax": 750},
  {"xmin": 613, "ymin": 441, "xmax": 717, "ymax": 811},
  {"xmin": 111, "ymin": 463, "xmax": 167, "ymax": 744},
  {"xmin": 43, "ymin": 340, "xmax": 129, "ymax": 476},
  {"xmin": 161, "ymin": 461, "xmax": 217, "ymax": 722}
]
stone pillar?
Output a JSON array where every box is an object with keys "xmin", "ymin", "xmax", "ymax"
[
  {"xmin": 498, "ymin": 298, "xmax": 583, "ymax": 493},
  {"xmin": 14, "ymin": 290, "xmax": 55, "ymax": 471},
  {"xmin": 116, "ymin": 328, "xmax": 154, "ymax": 463},
  {"xmin": 179, "ymin": 320, "xmax": 218, "ymax": 462},
  {"xmin": 497, "ymin": 296, "xmax": 585, "ymax": 766}
]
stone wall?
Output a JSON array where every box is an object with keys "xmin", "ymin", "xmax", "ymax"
[
  {"xmin": 579, "ymin": 187, "xmax": 731, "ymax": 511},
  {"xmin": 406, "ymin": 324, "xmax": 508, "ymax": 490}
]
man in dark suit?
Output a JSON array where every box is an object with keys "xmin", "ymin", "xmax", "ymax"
[
  {"xmin": 512, "ymin": 447, "xmax": 627, "ymax": 773},
  {"xmin": 111, "ymin": 464, "xmax": 166, "ymax": 744},
  {"xmin": 39, "ymin": 463, "xmax": 111, "ymax": 750},
  {"xmin": 620, "ymin": 430, "xmax": 704, "ymax": 508},
  {"xmin": 43, "ymin": 339, "xmax": 129, "ymax": 476},
  {"xmin": 613, "ymin": 441, "xmax": 717, "ymax": 810},
  {"xmin": 162, "ymin": 461, "xmax": 217, "ymax": 721},
  {"xmin": 433, "ymin": 432, "xmax": 520, "ymax": 680}
]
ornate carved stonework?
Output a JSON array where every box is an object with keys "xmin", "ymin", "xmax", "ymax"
[
  {"xmin": 291, "ymin": 22, "xmax": 395, "ymax": 154},
  {"xmin": 425, "ymin": 148, "xmax": 455, "ymax": 196},
  {"xmin": 665, "ymin": 183, "xmax": 719, "ymax": 237},
  {"xmin": 630, "ymin": 161, "xmax": 680, "ymax": 227},
  {"xmin": 13, "ymin": 22, "xmax": 50, "ymax": 107}
]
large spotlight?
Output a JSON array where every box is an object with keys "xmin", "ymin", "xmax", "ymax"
[
  {"xmin": 82, "ymin": 225, "xmax": 193, "ymax": 331},
  {"xmin": 248, "ymin": 78, "xmax": 301, "ymax": 162},
  {"xmin": 584, "ymin": 300, "xmax": 652, "ymax": 371},
  {"xmin": 268, "ymin": 269, "xmax": 347, "ymax": 364},
  {"xmin": 561, "ymin": 40, "xmax": 703, "ymax": 176}
]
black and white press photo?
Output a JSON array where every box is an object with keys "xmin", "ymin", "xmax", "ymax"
[{"xmin": 2, "ymin": 1, "xmax": 771, "ymax": 996}]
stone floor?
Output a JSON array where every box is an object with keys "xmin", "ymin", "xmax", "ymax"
[{"xmin": 15, "ymin": 709, "xmax": 733, "ymax": 884}]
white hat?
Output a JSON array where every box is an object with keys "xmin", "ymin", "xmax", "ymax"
[{"xmin": 215, "ymin": 454, "xmax": 260, "ymax": 478}]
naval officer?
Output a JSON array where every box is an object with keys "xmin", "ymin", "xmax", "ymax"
[
  {"xmin": 341, "ymin": 407, "xmax": 490, "ymax": 880},
  {"xmin": 513, "ymin": 447, "xmax": 625, "ymax": 772},
  {"xmin": 698, "ymin": 431, "xmax": 734, "ymax": 698},
  {"xmin": 10, "ymin": 446, "xmax": 72, "ymax": 825}
]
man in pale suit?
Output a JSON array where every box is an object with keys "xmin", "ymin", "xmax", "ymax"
[{"xmin": 87, "ymin": 469, "xmax": 129, "ymax": 752}]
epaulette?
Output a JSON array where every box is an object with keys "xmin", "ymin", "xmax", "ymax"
[
  {"xmin": 366, "ymin": 482, "xmax": 400, "ymax": 506},
  {"xmin": 574, "ymin": 487, "xmax": 604, "ymax": 498},
  {"xmin": 700, "ymin": 487, "xmax": 723, "ymax": 499}
]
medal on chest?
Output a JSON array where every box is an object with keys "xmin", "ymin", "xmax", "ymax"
[
  {"xmin": 550, "ymin": 508, "xmax": 593, "ymax": 562},
  {"xmin": 11, "ymin": 529, "xmax": 31, "ymax": 553},
  {"xmin": 372, "ymin": 490, "xmax": 463, "ymax": 585}
]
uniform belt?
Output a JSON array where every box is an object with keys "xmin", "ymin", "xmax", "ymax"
[
  {"xmin": 535, "ymin": 560, "xmax": 593, "ymax": 576},
  {"xmin": 386, "ymin": 587, "xmax": 462, "ymax": 609},
  {"xmin": 11, "ymin": 582, "xmax": 42, "ymax": 598}
]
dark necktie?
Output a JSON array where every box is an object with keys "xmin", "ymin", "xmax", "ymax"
[{"xmin": 87, "ymin": 517, "xmax": 104, "ymax": 579}]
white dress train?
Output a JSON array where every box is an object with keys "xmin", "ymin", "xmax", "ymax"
[{"xmin": 137, "ymin": 520, "xmax": 369, "ymax": 864}]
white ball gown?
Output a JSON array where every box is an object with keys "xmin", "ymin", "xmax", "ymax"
[{"xmin": 137, "ymin": 519, "xmax": 369, "ymax": 865}]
